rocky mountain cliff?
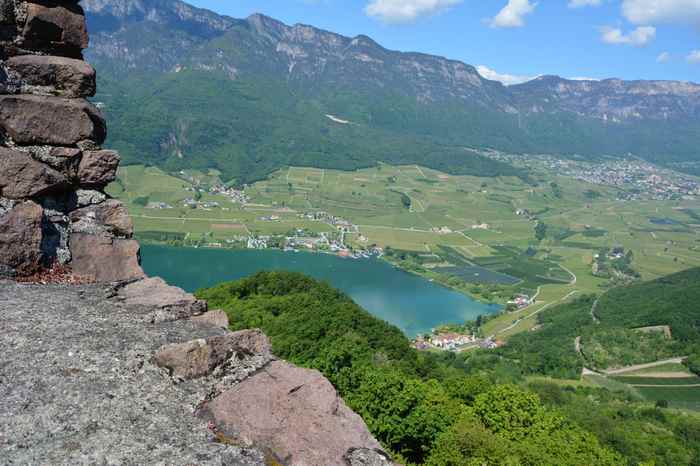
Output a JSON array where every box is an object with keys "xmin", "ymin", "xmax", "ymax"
[{"xmin": 79, "ymin": 0, "xmax": 700, "ymax": 182}]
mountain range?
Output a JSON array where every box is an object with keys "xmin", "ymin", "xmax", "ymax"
[{"xmin": 83, "ymin": 0, "xmax": 700, "ymax": 184}]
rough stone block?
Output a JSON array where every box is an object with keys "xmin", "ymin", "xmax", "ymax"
[
  {"xmin": 191, "ymin": 310, "xmax": 230, "ymax": 329},
  {"xmin": 69, "ymin": 232, "xmax": 144, "ymax": 282},
  {"xmin": 77, "ymin": 149, "xmax": 119, "ymax": 187},
  {"xmin": 6, "ymin": 54, "xmax": 96, "ymax": 97},
  {"xmin": 70, "ymin": 198, "xmax": 133, "ymax": 238},
  {"xmin": 23, "ymin": 145, "xmax": 82, "ymax": 177},
  {"xmin": 0, "ymin": 95, "xmax": 106, "ymax": 145},
  {"xmin": 0, "ymin": 146, "xmax": 69, "ymax": 199},
  {"xmin": 154, "ymin": 330, "xmax": 272, "ymax": 381},
  {"xmin": 21, "ymin": 0, "xmax": 88, "ymax": 57},
  {"xmin": 0, "ymin": 200, "xmax": 44, "ymax": 275},
  {"xmin": 116, "ymin": 276, "xmax": 208, "ymax": 322},
  {"xmin": 201, "ymin": 360, "xmax": 386, "ymax": 466}
]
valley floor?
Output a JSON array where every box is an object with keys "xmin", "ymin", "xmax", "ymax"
[{"xmin": 109, "ymin": 162, "xmax": 700, "ymax": 340}]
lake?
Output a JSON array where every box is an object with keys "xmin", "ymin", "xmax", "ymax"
[{"xmin": 141, "ymin": 245, "xmax": 502, "ymax": 337}]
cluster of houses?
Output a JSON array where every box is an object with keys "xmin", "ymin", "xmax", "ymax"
[
  {"xmin": 430, "ymin": 226, "xmax": 453, "ymax": 234},
  {"xmin": 210, "ymin": 185, "xmax": 249, "ymax": 204},
  {"xmin": 246, "ymin": 236, "xmax": 269, "ymax": 249},
  {"xmin": 299, "ymin": 211, "xmax": 357, "ymax": 231},
  {"xmin": 411, "ymin": 333, "xmax": 504, "ymax": 352},
  {"xmin": 430, "ymin": 332, "xmax": 477, "ymax": 350},
  {"xmin": 507, "ymin": 294, "xmax": 533, "ymax": 310},
  {"xmin": 182, "ymin": 198, "xmax": 220, "ymax": 210}
]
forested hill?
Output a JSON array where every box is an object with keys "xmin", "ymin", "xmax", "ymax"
[
  {"xmin": 198, "ymin": 271, "xmax": 700, "ymax": 465},
  {"xmin": 197, "ymin": 271, "xmax": 622, "ymax": 465},
  {"xmin": 83, "ymin": 0, "xmax": 700, "ymax": 184},
  {"xmin": 497, "ymin": 267, "xmax": 700, "ymax": 379}
]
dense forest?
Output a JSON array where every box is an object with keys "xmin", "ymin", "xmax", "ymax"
[{"xmin": 198, "ymin": 271, "xmax": 700, "ymax": 465}]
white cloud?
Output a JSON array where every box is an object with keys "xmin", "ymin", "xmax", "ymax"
[
  {"xmin": 490, "ymin": 0, "xmax": 537, "ymax": 28},
  {"xmin": 364, "ymin": 0, "xmax": 462, "ymax": 23},
  {"xmin": 600, "ymin": 25, "xmax": 656, "ymax": 46},
  {"xmin": 656, "ymin": 51, "xmax": 671, "ymax": 63},
  {"xmin": 688, "ymin": 50, "xmax": 700, "ymax": 64},
  {"xmin": 568, "ymin": 0, "xmax": 602, "ymax": 8},
  {"xmin": 622, "ymin": 0, "xmax": 700, "ymax": 25},
  {"xmin": 569, "ymin": 76, "xmax": 601, "ymax": 81},
  {"xmin": 476, "ymin": 65, "xmax": 536, "ymax": 85}
]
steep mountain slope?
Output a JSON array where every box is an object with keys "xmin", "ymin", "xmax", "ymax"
[{"xmin": 83, "ymin": 0, "xmax": 700, "ymax": 184}]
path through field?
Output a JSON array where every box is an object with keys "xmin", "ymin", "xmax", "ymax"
[{"xmin": 604, "ymin": 357, "xmax": 688, "ymax": 375}]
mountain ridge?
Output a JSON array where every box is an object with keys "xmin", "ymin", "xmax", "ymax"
[{"xmin": 82, "ymin": 0, "xmax": 700, "ymax": 183}]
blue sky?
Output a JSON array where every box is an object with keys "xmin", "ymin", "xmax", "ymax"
[{"xmin": 187, "ymin": 0, "xmax": 699, "ymax": 84}]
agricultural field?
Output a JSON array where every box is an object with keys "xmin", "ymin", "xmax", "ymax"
[
  {"xmin": 587, "ymin": 363, "xmax": 700, "ymax": 411},
  {"xmin": 111, "ymin": 162, "xmax": 700, "ymax": 337}
]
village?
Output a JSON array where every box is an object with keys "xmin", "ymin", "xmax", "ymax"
[
  {"xmin": 411, "ymin": 331, "xmax": 505, "ymax": 352},
  {"xmin": 483, "ymin": 152, "xmax": 700, "ymax": 201}
]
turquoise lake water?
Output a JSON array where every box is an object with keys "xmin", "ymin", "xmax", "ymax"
[{"xmin": 141, "ymin": 245, "xmax": 501, "ymax": 337}]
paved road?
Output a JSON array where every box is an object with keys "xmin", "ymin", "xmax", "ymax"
[{"xmin": 603, "ymin": 357, "xmax": 688, "ymax": 375}]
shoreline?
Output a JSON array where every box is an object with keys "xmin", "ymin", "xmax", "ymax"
[
  {"xmin": 137, "ymin": 238, "xmax": 504, "ymax": 307},
  {"xmin": 138, "ymin": 241, "xmax": 504, "ymax": 336}
]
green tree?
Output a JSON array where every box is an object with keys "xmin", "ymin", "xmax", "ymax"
[{"xmin": 535, "ymin": 222, "xmax": 547, "ymax": 242}]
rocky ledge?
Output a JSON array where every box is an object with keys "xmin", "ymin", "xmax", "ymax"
[{"xmin": 0, "ymin": 279, "xmax": 392, "ymax": 465}]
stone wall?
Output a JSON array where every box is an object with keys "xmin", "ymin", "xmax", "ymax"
[{"xmin": 0, "ymin": 0, "xmax": 142, "ymax": 282}]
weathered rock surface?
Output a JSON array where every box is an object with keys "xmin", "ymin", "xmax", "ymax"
[
  {"xmin": 0, "ymin": 281, "xmax": 266, "ymax": 465},
  {"xmin": 77, "ymin": 149, "xmax": 119, "ymax": 187},
  {"xmin": 69, "ymin": 232, "xmax": 144, "ymax": 282},
  {"xmin": 21, "ymin": 0, "xmax": 89, "ymax": 57},
  {"xmin": 192, "ymin": 309, "xmax": 230, "ymax": 329},
  {"xmin": 70, "ymin": 198, "xmax": 133, "ymax": 237},
  {"xmin": 154, "ymin": 330, "xmax": 272, "ymax": 381},
  {"xmin": 116, "ymin": 276, "xmax": 207, "ymax": 322},
  {"xmin": 201, "ymin": 360, "xmax": 385, "ymax": 466},
  {"xmin": 0, "ymin": 200, "xmax": 44, "ymax": 275},
  {"xmin": 0, "ymin": 146, "xmax": 69, "ymax": 198},
  {"xmin": 0, "ymin": 94, "xmax": 106, "ymax": 146},
  {"xmin": 0, "ymin": 280, "xmax": 391, "ymax": 465},
  {"xmin": 5, "ymin": 54, "xmax": 96, "ymax": 97},
  {"xmin": 345, "ymin": 448, "xmax": 394, "ymax": 466},
  {"xmin": 26, "ymin": 145, "xmax": 83, "ymax": 177}
]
